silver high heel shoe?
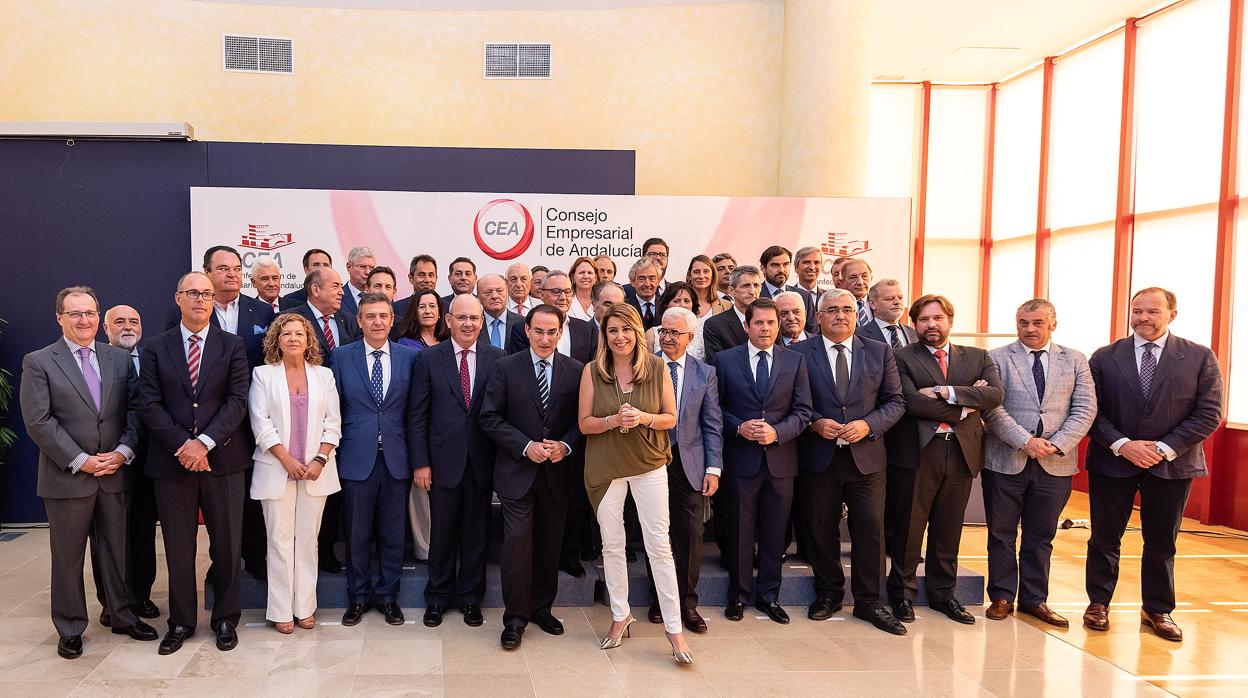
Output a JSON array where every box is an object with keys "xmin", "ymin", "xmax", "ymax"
[
  {"xmin": 599, "ymin": 615, "xmax": 636, "ymax": 650},
  {"xmin": 667, "ymin": 631, "xmax": 694, "ymax": 665}
]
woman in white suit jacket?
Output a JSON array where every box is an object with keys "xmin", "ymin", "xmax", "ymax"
[{"xmin": 249, "ymin": 314, "xmax": 342, "ymax": 633}]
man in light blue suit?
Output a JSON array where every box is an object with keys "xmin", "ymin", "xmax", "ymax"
[
  {"xmin": 983, "ymin": 298, "xmax": 1097, "ymax": 628},
  {"xmin": 643, "ymin": 306, "xmax": 723, "ymax": 634},
  {"xmin": 331, "ymin": 292, "xmax": 419, "ymax": 628}
]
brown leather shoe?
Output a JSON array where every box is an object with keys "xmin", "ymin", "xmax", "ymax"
[
  {"xmin": 1083, "ymin": 603, "xmax": 1109, "ymax": 631},
  {"xmin": 985, "ymin": 599, "xmax": 1014, "ymax": 620},
  {"xmin": 1019, "ymin": 603, "xmax": 1069, "ymax": 628},
  {"xmin": 1141, "ymin": 611, "xmax": 1183, "ymax": 642}
]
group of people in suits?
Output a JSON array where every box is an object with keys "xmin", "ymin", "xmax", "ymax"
[{"xmin": 20, "ymin": 235, "xmax": 1222, "ymax": 664}]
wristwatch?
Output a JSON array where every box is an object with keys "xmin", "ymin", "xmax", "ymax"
[
  {"xmin": 933, "ymin": 385, "xmax": 946, "ymax": 400},
  {"xmin": 312, "ymin": 453, "xmax": 329, "ymax": 465}
]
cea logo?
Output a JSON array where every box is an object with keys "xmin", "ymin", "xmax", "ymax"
[{"xmin": 474, "ymin": 199, "xmax": 535, "ymax": 260}]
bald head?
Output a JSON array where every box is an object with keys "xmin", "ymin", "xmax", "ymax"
[
  {"xmin": 104, "ymin": 305, "xmax": 142, "ymax": 350},
  {"xmin": 476, "ymin": 273, "xmax": 508, "ymax": 316}
]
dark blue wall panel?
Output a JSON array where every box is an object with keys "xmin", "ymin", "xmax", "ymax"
[{"xmin": 0, "ymin": 139, "xmax": 633, "ymax": 522}]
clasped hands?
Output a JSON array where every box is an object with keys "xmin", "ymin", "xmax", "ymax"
[
  {"xmin": 278, "ymin": 452, "xmax": 324, "ymax": 481},
  {"xmin": 1119, "ymin": 439, "xmax": 1165, "ymax": 469},
  {"xmin": 176, "ymin": 439, "xmax": 211, "ymax": 472},
  {"xmin": 738, "ymin": 419, "xmax": 778, "ymax": 445},
  {"xmin": 810, "ymin": 418, "xmax": 870, "ymax": 443},
  {"xmin": 525, "ymin": 440, "xmax": 569, "ymax": 464},
  {"xmin": 79, "ymin": 451, "xmax": 125, "ymax": 477}
]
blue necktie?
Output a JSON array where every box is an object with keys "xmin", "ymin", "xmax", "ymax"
[
  {"xmin": 1140, "ymin": 343, "xmax": 1158, "ymax": 399},
  {"xmin": 490, "ymin": 318, "xmax": 503, "ymax": 349},
  {"xmin": 856, "ymin": 299, "xmax": 870, "ymax": 327},
  {"xmin": 370, "ymin": 349, "xmax": 384, "ymax": 406},
  {"xmin": 755, "ymin": 350, "xmax": 770, "ymax": 400},
  {"xmin": 668, "ymin": 360, "xmax": 680, "ymax": 441},
  {"xmin": 1031, "ymin": 350, "xmax": 1046, "ymax": 436}
]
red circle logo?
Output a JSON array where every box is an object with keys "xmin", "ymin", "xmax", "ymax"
[{"xmin": 474, "ymin": 199, "xmax": 534, "ymax": 260}]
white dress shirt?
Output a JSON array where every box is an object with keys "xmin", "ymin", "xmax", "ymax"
[
  {"xmin": 507, "ymin": 297, "xmax": 530, "ymax": 316},
  {"xmin": 1110, "ymin": 332, "xmax": 1176, "ymax": 460},
  {"xmin": 364, "ymin": 339, "xmax": 391, "ymax": 401},
  {"xmin": 747, "ymin": 342, "xmax": 773, "ymax": 380},
  {"xmin": 764, "ymin": 280, "xmax": 787, "ymax": 298},
  {"xmin": 557, "ymin": 320, "xmax": 573, "ymax": 357},
  {"xmin": 214, "ymin": 296, "xmax": 240, "ymax": 335},
  {"xmin": 822, "ymin": 335, "xmax": 854, "ymax": 381},
  {"xmin": 874, "ymin": 317, "xmax": 909, "ymax": 346},
  {"xmin": 1024, "ymin": 341, "xmax": 1052, "ymax": 378},
  {"xmin": 348, "ymin": 283, "xmax": 364, "ymax": 307},
  {"xmin": 783, "ymin": 332, "xmax": 809, "ymax": 346}
]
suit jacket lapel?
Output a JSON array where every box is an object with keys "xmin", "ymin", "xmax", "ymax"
[
  {"xmin": 1112, "ymin": 339, "xmax": 1146, "ymax": 403},
  {"xmin": 195, "ymin": 329, "xmax": 222, "ymax": 398},
  {"xmin": 846, "ymin": 336, "xmax": 866, "ymax": 397},
  {"xmin": 806, "ymin": 340, "xmax": 836, "ymax": 401},
  {"xmin": 353, "ymin": 343, "xmax": 373, "ymax": 402},
  {"xmin": 1146, "ymin": 338, "xmax": 1184, "ymax": 405},
  {"xmin": 96, "ymin": 341, "xmax": 115, "ymax": 410},
  {"xmin": 736, "ymin": 347, "xmax": 759, "ymax": 398},
  {"xmin": 915, "ymin": 345, "xmax": 946, "ymax": 386},
  {"xmin": 523, "ymin": 353, "xmax": 545, "ymax": 415},
  {"xmin": 440, "ymin": 344, "xmax": 469, "ymax": 411},
  {"xmin": 1009, "ymin": 343, "xmax": 1041, "ymax": 407},
  {"xmin": 50, "ymin": 341, "xmax": 99, "ymax": 413},
  {"xmin": 472, "ymin": 341, "xmax": 495, "ymax": 406}
]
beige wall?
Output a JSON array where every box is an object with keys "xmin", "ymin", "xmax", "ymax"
[{"xmin": 0, "ymin": 0, "xmax": 785, "ymax": 196}]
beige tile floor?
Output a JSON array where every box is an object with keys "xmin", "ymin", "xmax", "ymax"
[{"xmin": 0, "ymin": 490, "xmax": 1241, "ymax": 697}]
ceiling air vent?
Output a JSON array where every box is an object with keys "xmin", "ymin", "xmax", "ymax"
[
  {"xmin": 224, "ymin": 34, "xmax": 294, "ymax": 74},
  {"xmin": 484, "ymin": 43, "xmax": 551, "ymax": 79}
]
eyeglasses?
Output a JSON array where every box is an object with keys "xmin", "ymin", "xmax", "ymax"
[
  {"xmin": 451, "ymin": 314, "xmax": 482, "ymax": 323},
  {"xmin": 60, "ymin": 310, "xmax": 99, "ymax": 320},
  {"xmin": 544, "ymin": 288, "xmax": 573, "ymax": 296},
  {"xmin": 819, "ymin": 307, "xmax": 856, "ymax": 316},
  {"xmin": 179, "ymin": 290, "xmax": 216, "ymax": 301},
  {"xmin": 656, "ymin": 328, "xmax": 691, "ymax": 339},
  {"xmin": 645, "ymin": 252, "xmax": 669, "ymax": 260}
]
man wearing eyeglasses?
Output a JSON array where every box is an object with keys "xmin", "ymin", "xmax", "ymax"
[
  {"xmin": 138, "ymin": 272, "xmax": 251, "ymax": 655},
  {"xmin": 411, "ymin": 295, "xmax": 503, "ymax": 628},
  {"xmin": 21, "ymin": 287, "xmax": 159, "ymax": 659}
]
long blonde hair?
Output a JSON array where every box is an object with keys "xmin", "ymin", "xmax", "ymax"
[{"xmin": 593, "ymin": 303, "xmax": 652, "ymax": 383}]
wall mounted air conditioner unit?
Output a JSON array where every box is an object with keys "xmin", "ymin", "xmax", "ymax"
[{"xmin": 0, "ymin": 121, "xmax": 195, "ymax": 141}]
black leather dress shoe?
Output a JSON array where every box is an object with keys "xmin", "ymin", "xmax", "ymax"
[
  {"xmin": 725, "ymin": 601, "xmax": 745, "ymax": 621},
  {"xmin": 625, "ymin": 550, "xmax": 637, "ymax": 563},
  {"xmin": 807, "ymin": 598, "xmax": 843, "ymax": 621},
  {"xmin": 755, "ymin": 600, "xmax": 790, "ymax": 624},
  {"xmin": 460, "ymin": 605, "xmax": 484, "ymax": 627},
  {"xmin": 245, "ymin": 561, "xmax": 267, "ymax": 581},
  {"xmin": 579, "ymin": 547, "xmax": 602, "ymax": 562},
  {"xmin": 113, "ymin": 619, "xmax": 159, "ymax": 641},
  {"xmin": 57, "ymin": 635, "xmax": 83, "ymax": 659},
  {"xmin": 319, "ymin": 558, "xmax": 343, "ymax": 574},
  {"xmin": 159, "ymin": 625, "xmax": 193, "ymax": 655},
  {"xmin": 931, "ymin": 599, "xmax": 976, "ymax": 625},
  {"xmin": 342, "ymin": 602, "xmax": 369, "ymax": 626},
  {"xmin": 500, "ymin": 625, "xmax": 523, "ymax": 650},
  {"xmin": 423, "ymin": 605, "xmax": 444, "ymax": 627},
  {"xmin": 136, "ymin": 600, "xmax": 160, "ymax": 619},
  {"xmin": 892, "ymin": 599, "xmax": 916, "ymax": 623},
  {"xmin": 532, "ymin": 611, "xmax": 564, "ymax": 635},
  {"xmin": 382, "ymin": 602, "xmax": 405, "ymax": 626},
  {"xmin": 214, "ymin": 622, "xmax": 238, "ymax": 651},
  {"xmin": 560, "ymin": 560, "xmax": 587, "ymax": 578},
  {"xmin": 853, "ymin": 606, "xmax": 908, "ymax": 635},
  {"xmin": 99, "ymin": 610, "xmax": 111, "ymax": 628},
  {"xmin": 683, "ymin": 608, "xmax": 708, "ymax": 633},
  {"xmin": 647, "ymin": 602, "xmax": 663, "ymax": 624}
]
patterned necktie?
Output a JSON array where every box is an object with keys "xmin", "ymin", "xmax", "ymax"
[
  {"xmin": 668, "ymin": 360, "xmax": 680, "ymax": 440},
  {"xmin": 536, "ymin": 359, "xmax": 550, "ymax": 411},
  {"xmin": 933, "ymin": 348, "xmax": 951, "ymax": 431},
  {"xmin": 459, "ymin": 349, "xmax": 472, "ymax": 407},
  {"xmin": 755, "ymin": 350, "xmax": 770, "ymax": 399},
  {"xmin": 322, "ymin": 315, "xmax": 336, "ymax": 350},
  {"xmin": 77, "ymin": 347, "xmax": 102, "ymax": 410},
  {"xmin": 644, "ymin": 302, "xmax": 654, "ymax": 327},
  {"xmin": 516, "ymin": 302, "xmax": 526, "ymax": 317},
  {"xmin": 490, "ymin": 319, "xmax": 503, "ymax": 349},
  {"xmin": 1031, "ymin": 350, "xmax": 1046, "ymax": 437},
  {"xmin": 187, "ymin": 334, "xmax": 201, "ymax": 393},
  {"xmin": 857, "ymin": 299, "xmax": 870, "ymax": 327},
  {"xmin": 833, "ymin": 344, "xmax": 850, "ymax": 403},
  {"xmin": 370, "ymin": 349, "xmax": 384, "ymax": 406},
  {"xmin": 887, "ymin": 325, "xmax": 904, "ymax": 349},
  {"xmin": 1140, "ymin": 342, "xmax": 1158, "ymax": 399}
]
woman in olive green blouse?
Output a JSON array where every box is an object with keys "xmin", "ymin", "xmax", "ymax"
[{"xmin": 577, "ymin": 304, "xmax": 690, "ymax": 664}]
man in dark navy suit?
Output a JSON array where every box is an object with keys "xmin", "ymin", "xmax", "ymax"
[
  {"xmin": 279, "ymin": 248, "xmax": 333, "ymax": 310},
  {"xmin": 857, "ymin": 279, "xmax": 918, "ymax": 349},
  {"xmin": 717, "ymin": 297, "xmax": 813, "ymax": 624},
  {"xmin": 411, "ymin": 294, "xmax": 501, "ymax": 628},
  {"xmin": 1083, "ymin": 287, "xmax": 1222, "ymax": 642},
  {"xmin": 139, "ymin": 272, "xmax": 251, "ymax": 655},
  {"xmin": 162, "ymin": 246, "xmax": 273, "ymax": 581},
  {"xmin": 623, "ymin": 237, "xmax": 670, "ymax": 308},
  {"xmin": 792, "ymin": 288, "xmax": 906, "ymax": 634},
  {"xmin": 623, "ymin": 257, "xmax": 664, "ymax": 330},
  {"xmin": 702, "ymin": 265, "xmax": 762, "ymax": 366},
  {"xmin": 332, "ymin": 293, "xmax": 420, "ymax": 628},
  {"xmin": 480, "ymin": 305, "xmax": 583, "ymax": 650},
  {"xmin": 340, "ymin": 245, "xmax": 376, "ymax": 316}
]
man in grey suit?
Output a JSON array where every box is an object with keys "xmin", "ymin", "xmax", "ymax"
[
  {"xmin": 20, "ymin": 287, "xmax": 159, "ymax": 659},
  {"xmin": 644, "ymin": 306, "xmax": 723, "ymax": 634},
  {"xmin": 982, "ymin": 299, "xmax": 1096, "ymax": 627}
]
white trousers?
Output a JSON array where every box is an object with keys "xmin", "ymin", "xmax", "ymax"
[
  {"xmin": 597, "ymin": 466, "xmax": 683, "ymax": 633},
  {"xmin": 261, "ymin": 479, "xmax": 328, "ymax": 622},
  {"xmin": 408, "ymin": 486, "xmax": 431, "ymax": 561}
]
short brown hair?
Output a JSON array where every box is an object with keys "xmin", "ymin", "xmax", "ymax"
[
  {"xmin": 55, "ymin": 286, "xmax": 98, "ymax": 314},
  {"xmin": 908, "ymin": 294, "xmax": 955, "ymax": 324},
  {"xmin": 262, "ymin": 313, "xmax": 323, "ymax": 366},
  {"xmin": 1132, "ymin": 286, "xmax": 1177, "ymax": 311}
]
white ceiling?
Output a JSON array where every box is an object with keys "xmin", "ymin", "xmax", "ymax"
[{"xmin": 184, "ymin": 0, "xmax": 1172, "ymax": 83}]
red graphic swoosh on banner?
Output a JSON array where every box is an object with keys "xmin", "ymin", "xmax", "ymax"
[
  {"xmin": 329, "ymin": 190, "xmax": 404, "ymax": 275},
  {"xmin": 702, "ymin": 198, "xmax": 807, "ymax": 259}
]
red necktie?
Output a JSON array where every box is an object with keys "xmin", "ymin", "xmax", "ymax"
[
  {"xmin": 516, "ymin": 302, "xmax": 526, "ymax": 316},
  {"xmin": 187, "ymin": 335, "xmax": 201, "ymax": 392},
  {"xmin": 459, "ymin": 349, "xmax": 472, "ymax": 407},
  {"xmin": 934, "ymin": 348, "xmax": 951, "ymax": 431},
  {"xmin": 322, "ymin": 316, "xmax": 336, "ymax": 349}
]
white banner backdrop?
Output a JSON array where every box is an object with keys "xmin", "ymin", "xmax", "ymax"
[{"xmin": 190, "ymin": 187, "xmax": 911, "ymax": 299}]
